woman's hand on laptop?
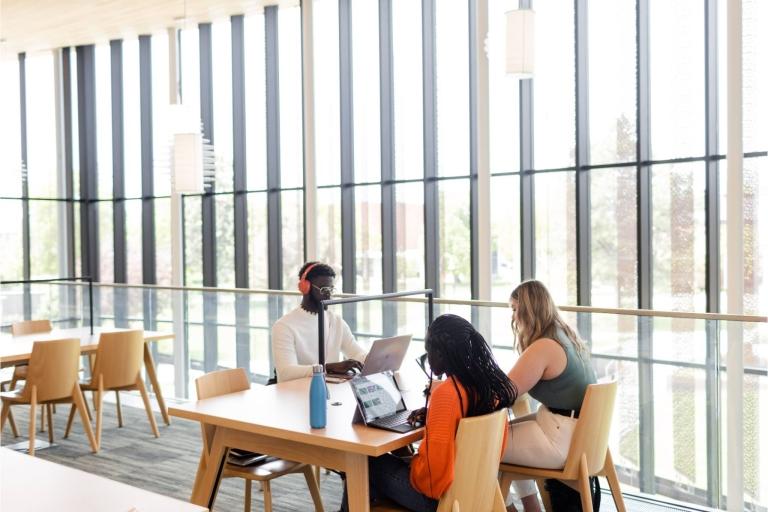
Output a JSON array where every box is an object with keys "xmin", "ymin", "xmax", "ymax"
[
  {"xmin": 326, "ymin": 359, "xmax": 363, "ymax": 376},
  {"xmin": 407, "ymin": 407, "xmax": 426, "ymax": 427}
]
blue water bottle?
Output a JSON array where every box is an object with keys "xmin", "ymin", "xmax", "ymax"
[{"xmin": 309, "ymin": 364, "xmax": 327, "ymax": 429}]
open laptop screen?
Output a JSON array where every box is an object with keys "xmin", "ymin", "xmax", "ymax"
[{"xmin": 350, "ymin": 372, "xmax": 407, "ymax": 423}]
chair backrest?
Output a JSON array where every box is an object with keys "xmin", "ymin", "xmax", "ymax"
[
  {"xmin": 24, "ymin": 338, "xmax": 81, "ymax": 402},
  {"xmin": 195, "ymin": 367, "xmax": 250, "ymax": 400},
  {"xmin": 562, "ymin": 381, "xmax": 618, "ymax": 475},
  {"xmin": 11, "ymin": 319, "xmax": 53, "ymax": 337},
  {"xmin": 437, "ymin": 408, "xmax": 508, "ymax": 512},
  {"xmin": 92, "ymin": 330, "xmax": 145, "ymax": 388}
]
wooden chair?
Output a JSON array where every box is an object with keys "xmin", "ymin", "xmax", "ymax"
[
  {"xmin": 0, "ymin": 338, "xmax": 97, "ymax": 456},
  {"xmin": 63, "ymin": 330, "xmax": 159, "ymax": 447},
  {"xmin": 499, "ymin": 381, "xmax": 626, "ymax": 512},
  {"xmin": 195, "ymin": 368, "xmax": 324, "ymax": 512},
  {"xmin": 373, "ymin": 408, "xmax": 509, "ymax": 512},
  {"xmin": 0, "ymin": 319, "xmax": 55, "ymax": 438}
]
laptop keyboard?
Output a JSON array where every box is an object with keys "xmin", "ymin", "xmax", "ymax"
[{"xmin": 373, "ymin": 410, "xmax": 412, "ymax": 428}]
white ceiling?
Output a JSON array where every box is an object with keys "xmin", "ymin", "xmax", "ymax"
[{"xmin": 0, "ymin": 0, "xmax": 297, "ymax": 58}]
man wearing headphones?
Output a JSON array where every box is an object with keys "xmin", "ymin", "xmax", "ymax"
[{"xmin": 271, "ymin": 262, "xmax": 368, "ymax": 382}]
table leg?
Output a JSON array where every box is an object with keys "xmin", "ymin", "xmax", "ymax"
[
  {"xmin": 345, "ymin": 453, "xmax": 370, "ymax": 512},
  {"xmin": 191, "ymin": 427, "xmax": 229, "ymax": 509},
  {"xmin": 143, "ymin": 344, "xmax": 170, "ymax": 425}
]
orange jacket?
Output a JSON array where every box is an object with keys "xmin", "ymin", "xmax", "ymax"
[{"xmin": 409, "ymin": 378, "xmax": 508, "ymax": 499}]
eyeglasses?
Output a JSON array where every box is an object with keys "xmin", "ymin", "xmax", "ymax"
[{"xmin": 311, "ymin": 284, "xmax": 336, "ymax": 295}]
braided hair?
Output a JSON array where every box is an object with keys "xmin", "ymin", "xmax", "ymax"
[{"xmin": 426, "ymin": 314, "xmax": 517, "ymax": 417}]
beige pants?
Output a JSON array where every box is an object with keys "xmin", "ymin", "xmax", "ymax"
[{"xmin": 503, "ymin": 405, "xmax": 577, "ymax": 498}]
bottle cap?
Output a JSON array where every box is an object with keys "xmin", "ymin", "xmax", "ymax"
[{"xmin": 312, "ymin": 364, "xmax": 324, "ymax": 374}]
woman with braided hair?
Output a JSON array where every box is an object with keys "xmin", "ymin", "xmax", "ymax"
[
  {"xmin": 340, "ymin": 313, "xmax": 516, "ymax": 512},
  {"xmin": 502, "ymin": 280, "xmax": 597, "ymax": 512}
]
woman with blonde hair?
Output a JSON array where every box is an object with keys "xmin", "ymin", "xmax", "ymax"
[{"xmin": 503, "ymin": 280, "xmax": 596, "ymax": 512}]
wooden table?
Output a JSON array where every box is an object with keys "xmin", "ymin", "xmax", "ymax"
[
  {"xmin": 0, "ymin": 327, "xmax": 174, "ymax": 425},
  {"xmin": 170, "ymin": 377, "xmax": 425, "ymax": 512},
  {"xmin": 0, "ymin": 447, "xmax": 207, "ymax": 511}
]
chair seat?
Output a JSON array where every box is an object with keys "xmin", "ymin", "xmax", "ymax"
[
  {"xmin": 224, "ymin": 459, "xmax": 307, "ymax": 480},
  {"xmin": 499, "ymin": 463, "xmax": 571, "ymax": 480}
]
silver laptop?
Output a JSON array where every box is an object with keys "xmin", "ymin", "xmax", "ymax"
[
  {"xmin": 361, "ymin": 334, "xmax": 412, "ymax": 376},
  {"xmin": 350, "ymin": 371, "xmax": 418, "ymax": 433}
]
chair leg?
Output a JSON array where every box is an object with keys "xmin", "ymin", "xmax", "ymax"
[
  {"xmin": 115, "ymin": 391, "xmax": 123, "ymax": 427},
  {"xmin": 603, "ymin": 449, "xmax": 626, "ymax": 512},
  {"xmin": 302, "ymin": 465, "xmax": 325, "ymax": 512},
  {"xmin": 498, "ymin": 472, "xmax": 514, "ymax": 502},
  {"xmin": 28, "ymin": 387, "xmax": 37, "ymax": 457},
  {"xmin": 39, "ymin": 404, "xmax": 46, "ymax": 433},
  {"xmin": 95, "ymin": 377, "xmax": 104, "ymax": 447},
  {"xmin": 263, "ymin": 481, "xmax": 272, "ymax": 512},
  {"xmin": 136, "ymin": 376, "xmax": 160, "ymax": 437},
  {"xmin": 46, "ymin": 404, "xmax": 54, "ymax": 444},
  {"xmin": 243, "ymin": 480, "xmax": 252, "ymax": 512},
  {"xmin": 578, "ymin": 454, "xmax": 593, "ymax": 512},
  {"xmin": 536, "ymin": 479, "xmax": 553, "ymax": 512},
  {"xmin": 1, "ymin": 401, "xmax": 14, "ymax": 437},
  {"xmin": 73, "ymin": 385, "xmax": 98, "ymax": 453},
  {"xmin": 64, "ymin": 404, "xmax": 77, "ymax": 438},
  {"xmin": 1, "ymin": 399, "xmax": 19, "ymax": 438},
  {"xmin": 313, "ymin": 465, "xmax": 321, "ymax": 485}
]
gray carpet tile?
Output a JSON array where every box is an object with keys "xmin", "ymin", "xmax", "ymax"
[{"xmin": 1, "ymin": 398, "xmax": 707, "ymax": 512}]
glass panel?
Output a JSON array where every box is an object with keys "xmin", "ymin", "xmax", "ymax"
[
  {"xmin": 212, "ymin": 20, "xmax": 234, "ymax": 193},
  {"xmin": 533, "ymin": 0, "xmax": 575, "ymax": 170},
  {"xmin": 649, "ymin": 0, "xmax": 704, "ymax": 159},
  {"xmin": 396, "ymin": 182, "xmax": 425, "ymax": 292},
  {"xmin": 26, "ymin": 51, "xmax": 57, "ymax": 198},
  {"xmin": 95, "ymin": 43, "xmax": 113, "ymax": 199},
  {"xmin": 588, "ymin": 0, "xmax": 636, "ymax": 165},
  {"xmin": 599, "ymin": 358, "xmax": 641, "ymax": 476},
  {"xmin": 652, "ymin": 317, "xmax": 707, "ymax": 365},
  {"xmin": 0, "ymin": 200, "xmax": 24, "ymax": 280},
  {"xmin": 99, "ymin": 202, "xmax": 114, "ymax": 283},
  {"xmin": 154, "ymin": 197, "xmax": 172, "ymax": 286},
  {"xmin": 215, "ymin": 194, "xmax": 234, "ymax": 288},
  {"xmin": 313, "ymin": 0, "xmax": 341, "ymax": 187},
  {"xmin": 29, "ymin": 200, "xmax": 59, "ymax": 278},
  {"xmin": 317, "ymin": 187, "xmax": 342, "ymax": 284},
  {"xmin": 743, "ymin": 158, "xmax": 767, "ymax": 316},
  {"xmin": 151, "ymin": 31, "xmax": 171, "ymax": 196},
  {"xmin": 435, "ymin": 0, "xmax": 469, "ymax": 177},
  {"xmin": 392, "ymin": 0, "xmax": 423, "ymax": 180},
  {"xmin": 534, "ymin": 172, "xmax": 577, "ymax": 305},
  {"xmin": 488, "ymin": 0, "xmax": 520, "ymax": 174},
  {"xmin": 183, "ymin": 196, "xmax": 202, "ymax": 286},
  {"xmin": 743, "ymin": 0, "xmax": 767, "ymax": 154},
  {"xmin": 490, "ymin": 175, "xmax": 521, "ymax": 301},
  {"xmin": 70, "ymin": 48, "xmax": 81, "ymax": 199},
  {"xmin": 654, "ymin": 367, "xmax": 708, "ymax": 495},
  {"xmin": 281, "ymin": 190, "xmax": 304, "ymax": 289},
  {"xmin": 125, "ymin": 199, "xmax": 143, "ymax": 283},
  {"xmin": 247, "ymin": 192, "xmax": 268, "ymax": 289},
  {"xmin": 652, "ymin": 163, "xmax": 706, "ymax": 311},
  {"xmin": 590, "ymin": 312, "xmax": 638, "ymax": 358},
  {"xmin": 355, "ymin": 185, "xmax": 382, "ymax": 294},
  {"xmin": 123, "ymin": 38, "xmax": 143, "ymax": 198},
  {"xmin": 352, "ymin": 0, "xmax": 381, "ymax": 184},
  {"xmin": 0, "ymin": 58, "xmax": 22, "ymax": 198},
  {"xmin": 439, "ymin": 179, "xmax": 471, "ymax": 299},
  {"xmin": 591, "ymin": 168, "xmax": 637, "ymax": 308},
  {"xmin": 278, "ymin": 6, "xmax": 304, "ymax": 189},
  {"xmin": 244, "ymin": 12, "xmax": 268, "ymax": 191}
]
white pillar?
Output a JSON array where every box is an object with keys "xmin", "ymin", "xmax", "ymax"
[
  {"xmin": 302, "ymin": 0, "xmax": 318, "ymax": 261},
  {"xmin": 726, "ymin": 0, "xmax": 743, "ymax": 510},
  {"xmin": 169, "ymin": 26, "xmax": 189, "ymax": 399},
  {"xmin": 475, "ymin": 0, "xmax": 491, "ymax": 302}
]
